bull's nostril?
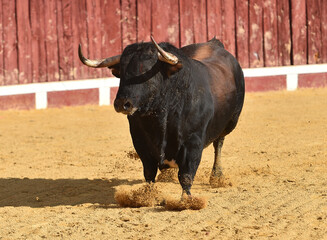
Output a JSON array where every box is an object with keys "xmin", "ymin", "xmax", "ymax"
[
  {"xmin": 123, "ymin": 101, "xmax": 132, "ymax": 111},
  {"xmin": 114, "ymin": 98, "xmax": 134, "ymax": 114}
]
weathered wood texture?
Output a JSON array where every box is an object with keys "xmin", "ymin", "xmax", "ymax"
[
  {"xmin": 0, "ymin": 0, "xmax": 326, "ymax": 86},
  {"xmin": 72, "ymin": 0, "xmax": 88, "ymax": 80},
  {"xmin": 0, "ymin": 0, "xmax": 3, "ymax": 84},
  {"xmin": 2, "ymin": 0, "xmax": 19, "ymax": 85},
  {"xmin": 291, "ymin": 0, "xmax": 307, "ymax": 65},
  {"xmin": 306, "ymin": 0, "xmax": 322, "ymax": 64},
  {"xmin": 236, "ymin": 0, "xmax": 249, "ymax": 68},
  {"xmin": 321, "ymin": 0, "xmax": 327, "ymax": 63},
  {"xmin": 249, "ymin": 0, "xmax": 264, "ymax": 67},
  {"xmin": 44, "ymin": 0, "xmax": 60, "ymax": 82},
  {"xmin": 137, "ymin": 0, "xmax": 152, "ymax": 42},
  {"xmin": 263, "ymin": 0, "xmax": 278, "ymax": 67},
  {"xmin": 86, "ymin": 0, "xmax": 103, "ymax": 78},
  {"xmin": 30, "ymin": 0, "xmax": 47, "ymax": 82},
  {"xmin": 277, "ymin": 0, "xmax": 291, "ymax": 66},
  {"xmin": 152, "ymin": 0, "xmax": 180, "ymax": 47}
]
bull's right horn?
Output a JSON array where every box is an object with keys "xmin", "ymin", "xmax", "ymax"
[
  {"xmin": 78, "ymin": 44, "xmax": 121, "ymax": 68},
  {"xmin": 150, "ymin": 36, "xmax": 179, "ymax": 65}
]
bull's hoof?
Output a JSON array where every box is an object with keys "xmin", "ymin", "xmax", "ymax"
[
  {"xmin": 209, "ymin": 174, "xmax": 232, "ymax": 188},
  {"xmin": 157, "ymin": 168, "xmax": 178, "ymax": 182}
]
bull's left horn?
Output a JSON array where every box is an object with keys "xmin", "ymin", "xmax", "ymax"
[
  {"xmin": 150, "ymin": 36, "xmax": 179, "ymax": 65},
  {"xmin": 78, "ymin": 44, "xmax": 121, "ymax": 68}
]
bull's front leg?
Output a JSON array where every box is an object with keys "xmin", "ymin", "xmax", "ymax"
[
  {"xmin": 130, "ymin": 139, "xmax": 159, "ymax": 183},
  {"xmin": 132, "ymin": 142, "xmax": 158, "ymax": 183},
  {"xmin": 141, "ymin": 157, "xmax": 158, "ymax": 183},
  {"xmin": 177, "ymin": 134, "xmax": 203, "ymax": 196},
  {"xmin": 128, "ymin": 117, "xmax": 161, "ymax": 183}
]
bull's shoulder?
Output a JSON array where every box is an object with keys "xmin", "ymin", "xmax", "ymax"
[{"xmin": 180, "ymin": 38, "xmax": 225, "ymax": 62}]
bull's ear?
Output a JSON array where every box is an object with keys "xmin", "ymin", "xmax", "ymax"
[
  {"xmin": 109, "ymin": 64, "xmax": 120, "ymax": 78},
  {"xmin": 166, "ymin": 62, "xmax": 182, "ymax": 77}
]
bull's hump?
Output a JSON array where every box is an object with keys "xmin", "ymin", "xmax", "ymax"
[{"xmin": 192, "ymin": 45, "xmax": 213, "ymax": 61}]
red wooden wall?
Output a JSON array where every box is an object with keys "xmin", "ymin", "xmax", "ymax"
[{"xmin": 0, "ymin": 0, "xmax": 326, "ymax": 86}]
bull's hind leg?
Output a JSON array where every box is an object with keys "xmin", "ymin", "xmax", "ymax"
[{"xmin": 209, "ymin": 137, "xmax": 230, "ymax": 187}]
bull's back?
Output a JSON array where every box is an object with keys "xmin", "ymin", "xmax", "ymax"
[{"xmin": 183, "ymin": 38, "xmax": 245, "ymax": 143}]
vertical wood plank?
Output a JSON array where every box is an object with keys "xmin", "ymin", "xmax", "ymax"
[
  {"xmin": 193, "ymin": 0, "xmax": 207, "ymax": 43},
  {"xmin": 2, "ymin": 0, "xmax": 18, "ymax": 85},
  {"xmin": 221, "ymin": 0, "xmax": 236, "ymax": 56},
  {"xmin": 291, "ymin": 0, "xmax": 307, "ymax": 65},
  {"xmin": 321, "ymin": 0, "xmax": 327, "ymax": 63},
  {"xmin": 30, "ymin": 0, "xmax": 47, "ymax": 82},
  {"xmin": 235, "ymin": 0, "xmax": 250, "ymax": 68},
  {"xmin": 207, "ymin": 0, "xmax": 222, "ymax": 39},
  {"xmin": 152, "ymin": 0, "xmax": 180, "ymax": 47},
  {"xmin": 276, "ymin": 0, "xmax": 291, "ymax": 66},
  {"xmin": 306, "ymin": 0, "xmax": 322, "ymax": 64},
  {"xmin": 72, "ymin": 0, "xmax": 88, "ymax": 80},
  {"xmin": 263, "ymin": 0, "xmax": 278, "ymax": 66},
  {"xmin": 44, "ymin": 0, "xmax": 60, "ymax": 82},
  {"xmin": 122, "ymin": 0, "xmax": 137, "ymax": 49},
  {"xmin": 57, "ymin": 0, "xmax": 74, "ymax": 81},
  {"xmin": 86, "ymin": 0, "xmax": 102, "ymax": 78},
  {"xmin": 137, "ymin": 0, "xmax": 152, "ymax": 42},
  {"xmin": 16, "ymin": 0, "xmax": 33, "ymax": 84},
  {"xmin": 249, "ymin": 0, "xmax": 264, "ymax": 67},
  {"xmin": 57, "ymin": 0, "xmax": 64, "ymax": 80},
  {"xmin": 0, "ymin": 0, "xmax": 4, "ymax": 85},
  {"xmin": 30, "ymin": 0, "xmax": 38, "ymax": 82},
  {"xmin": 180, "ymin": 0, "xmax": 195, "ymax": 46},
  {"xmin": 101, "ymin": 0, "xmax": 122, "ymax": 77}
]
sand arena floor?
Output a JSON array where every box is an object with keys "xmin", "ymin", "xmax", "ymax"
[{"xmin": 0, "ymin": 88, "xmax": 326, "ymax": 239}]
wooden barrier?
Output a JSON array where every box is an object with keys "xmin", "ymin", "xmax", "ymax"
[{"xmin": 0, "ymin": 0, "xmax": 326, "ymax": 86}]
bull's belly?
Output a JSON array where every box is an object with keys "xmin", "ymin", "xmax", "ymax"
[{"xmin": 204, "ymin": 114, "xmax": 236, "ymax": 147}]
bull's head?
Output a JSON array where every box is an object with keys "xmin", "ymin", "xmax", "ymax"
[{"xmin": 79, "ymin": 37, "xmax": 182, "ymax": 115}]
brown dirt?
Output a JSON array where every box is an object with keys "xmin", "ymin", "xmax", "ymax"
[{"xmin": 0, "ymin": 88, "xmax": 326, "ymax": 239}]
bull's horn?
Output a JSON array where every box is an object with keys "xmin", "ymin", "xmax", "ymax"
[
  {"xmin": 78, "ymin": 44, "xmax": 121, "ymax": 68},
  {"xmin": 150, "ymin": 36, "xmax": 179, "ymax": 65}
]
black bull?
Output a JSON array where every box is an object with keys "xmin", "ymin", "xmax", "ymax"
[{"xmin": 79, "ymin": 37, "xmax": 245, "ymax": 196}]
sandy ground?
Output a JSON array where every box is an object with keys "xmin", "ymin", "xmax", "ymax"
[{"xmin": 0, "ymin": 88, "xmax": 326, "ymax": 239}]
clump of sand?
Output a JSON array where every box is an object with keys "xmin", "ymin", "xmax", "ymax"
[
  {"xmin": 115, "ymin": 184, "xmax": 163, "ymax": 208},
  {"xmin": 164, "ymin": 195, "xmax": 207, "ymax": 211},
  {"xmin": 156, "ymin": 168, "xmax": 179, "ymax": 182},
  {"xmin": 115, "ymin": 183, "xmax": 207, "ymax": 211}
]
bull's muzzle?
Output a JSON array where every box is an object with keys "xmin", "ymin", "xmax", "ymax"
[{"xmin": 114, "ymin": 98, "xmax": 137, "ymax": 115}]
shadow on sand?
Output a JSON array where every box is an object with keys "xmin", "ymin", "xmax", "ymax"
[{"xmin": 0, "ymin": 178, "xmax": 142, "ymax": 208}]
